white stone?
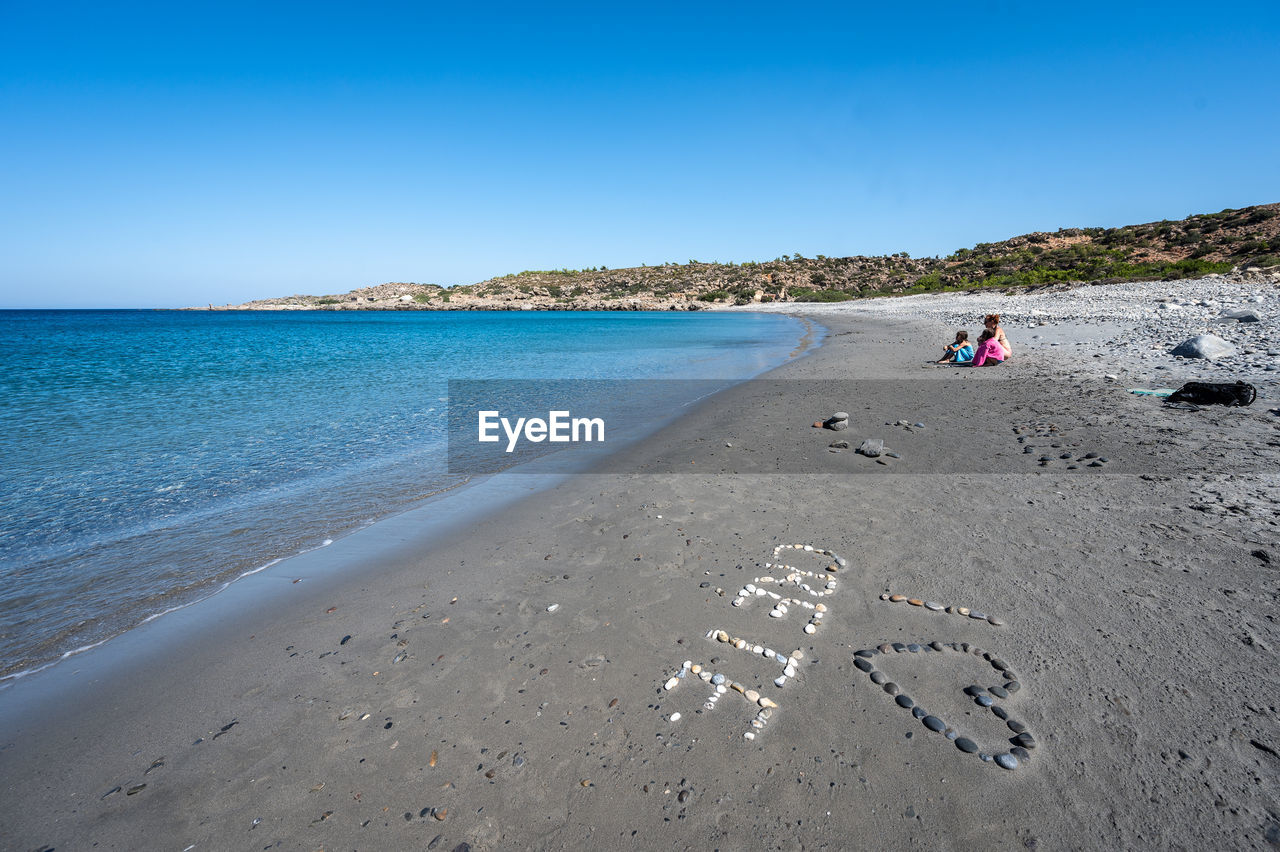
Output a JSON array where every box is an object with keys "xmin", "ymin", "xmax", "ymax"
[
  {"xmin": 670, "ymin": 712, "xmax": 681, "ymax": 722},
  {"xmin": 664, "ymin": 677, "xmax": 679, "ymax": 690},
  {"xmin": 804, "ymin": 624, "xmax": 817, "ymax": 634},
  {"xmin": 1171, "ymin": 333, "xmax": 1237, "ymax": 360}
]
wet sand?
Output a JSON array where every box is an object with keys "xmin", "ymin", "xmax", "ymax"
[{"xmin": 1, "ymin": 296, "xmax": 1277, "ymax": 851}]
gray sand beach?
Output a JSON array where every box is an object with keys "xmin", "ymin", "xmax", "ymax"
[{"xmin": 1, "ymin": 274, "xmax": 1277, "ymax": 851}]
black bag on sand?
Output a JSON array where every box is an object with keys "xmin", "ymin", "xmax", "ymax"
[{"xmin": 1166, "ymin": 380, "xmax": 1256, "ymax": 407}]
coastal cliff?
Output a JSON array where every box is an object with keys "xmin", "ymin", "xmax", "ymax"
[{"xmin": 205, "ymin": 203, "xmax": 1279, "ymax": 310}]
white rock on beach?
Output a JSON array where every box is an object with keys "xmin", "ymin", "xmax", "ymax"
[{"xmin": 1170, "ymin": 334, "xmax": 1237, "ymax": 360}]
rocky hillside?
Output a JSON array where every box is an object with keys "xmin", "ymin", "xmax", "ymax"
[{"xmin": 212, "ymin": 203, "xmax": 1279, "ymax": 311}]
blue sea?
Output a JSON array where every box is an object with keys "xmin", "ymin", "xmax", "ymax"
[{"xmin": 0, "ymin": 309, "xmax": 810, "ymax": 682}]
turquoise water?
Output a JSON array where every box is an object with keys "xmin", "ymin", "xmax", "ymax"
[{"xmin": 0, "ymin": 309, "xmax": 809, "ymax": 681}]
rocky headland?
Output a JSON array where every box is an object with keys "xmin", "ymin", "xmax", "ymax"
[{"xmin": 200, "ymin": 203, "xmax": 1279, "ymax": 311}]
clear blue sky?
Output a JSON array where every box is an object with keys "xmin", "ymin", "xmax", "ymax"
[{"xmin": 2, "ymin": 1, "xmax": 1278, "ymax": 308}]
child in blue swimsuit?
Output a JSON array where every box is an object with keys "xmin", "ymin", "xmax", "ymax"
[{"xmin": 937, "ymin": 330, "xmax": 974, "ymax": 364}]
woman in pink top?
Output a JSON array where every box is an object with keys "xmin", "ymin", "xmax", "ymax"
[{"xmin": 970, "ymin": 328, "xmax": 1005, "ymax": 366}]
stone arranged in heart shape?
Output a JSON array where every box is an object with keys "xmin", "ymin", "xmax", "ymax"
[{"xmin": 854, "ymin": 640, "xmax": 1038, "ymax": 769}]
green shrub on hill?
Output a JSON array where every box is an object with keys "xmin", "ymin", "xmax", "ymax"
[{"xmin": 791, "ymin": 288, "xmax": 854, "ymax": 302}]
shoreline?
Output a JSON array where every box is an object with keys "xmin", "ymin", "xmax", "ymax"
[
  {"xmin": 1, "ymin": 280, "xmax": 1276, "ymax": 850},
  {"xmin": 0, "ymin": 313, "xmax": 824, "ymax": 696},
  {"xmin": 0, "ymin": 310, "xmax": 817, "ymax": 688}
]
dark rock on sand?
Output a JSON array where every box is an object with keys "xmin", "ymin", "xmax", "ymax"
[
  {"xmin": 955, "ymin": 737, "xmax": 979, "ymax": 753},
  {"xmin": 1012, "ymin": 732, "xmax": 1038, "ymax": 749}
]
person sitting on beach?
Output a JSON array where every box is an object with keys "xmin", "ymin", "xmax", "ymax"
[
  {"xmin": 983, "ymin": 313, "xmax": 1012, "ymax": 358},
  {"xmin": 936, "ymin": 330, "xmax": 974, "ymax": 364},
  {"xmin": 970, "ymin": 328, "xmax": 1006, "ymax": 366}
]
